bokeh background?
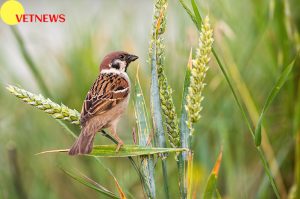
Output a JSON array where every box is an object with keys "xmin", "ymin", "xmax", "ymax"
[{"xmin": 0, "ymin": 0, "xmax": 299, "ymax": 198}]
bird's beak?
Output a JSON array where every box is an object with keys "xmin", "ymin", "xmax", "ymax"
[{"xmin": 126, "ymin": 54, "xmax": 139, "ymax": 63}]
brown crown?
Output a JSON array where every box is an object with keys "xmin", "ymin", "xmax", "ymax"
[{"xmin": 99, "ymin": 51, "xmax": 128, "ymax": 71}]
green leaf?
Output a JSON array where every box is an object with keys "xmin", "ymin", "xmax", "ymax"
[
  {"xmin": 177, "ymin": 49, "xmax": 193, "ymax": 199},
  {"xmin": 135, "ymin": 67, "xmax": 157, "ymax": 198},
  {"xmin": 37, "ymin": 145, "xmax": 188, "ymax": 157},
  {"xmin": 293, "ymin": 84, "xmax": 300, "ymax": 136},
  {"xmin": 203, "ymin": 150, "xmax": 223, "ymax": 199},
  {"xmin": 203, "ymin": 173, "xmax": 217, "ymax": 199},
  {"xmin": 135, "ymin": 68, "xmax": 152, "ymax": 147},
  {"xmin": 178, "ymin": 0, "xmax": 198, "ymax": 27},
  {"xmin": 112, "ymin": 175, "xmax": 127, "ymax": 199},
  {"xmin": 190, "ymin": 0, "xmax": 202, "ymax": 28},
  {"xmin": 61, "ymin": 168, "xmax": 120, "ymax": 199},
  {"xmin": 216, "ymin": 189, "xmax": 222, "ymax": 199},
  {"xmin": 255, "ymin": 123, "xmax": 262, "ymax": 146},
  {"xmin": 180, "ymin": 48, "xmax": 193, "ymax": 150},
  {"xmin": 150, "ymin": 41, "xmax": 166, "ymax": 149},
  {"xmin": 255, "ymin": 59, "xmax": 295, "ymax": 146}
]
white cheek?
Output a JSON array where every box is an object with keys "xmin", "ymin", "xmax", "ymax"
[{"xmin": 119, "ymin": 61, "xmax": 126, "ymax": 72}]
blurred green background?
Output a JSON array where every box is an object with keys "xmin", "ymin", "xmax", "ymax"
[{"xmin": 0, "ymin": 0, "xmax": 299, "ymax": 198}]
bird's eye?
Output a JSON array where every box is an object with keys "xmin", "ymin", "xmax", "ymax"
[{"xmin": 119, "ymin": 55, "xmax": 125, "ymax": 59}]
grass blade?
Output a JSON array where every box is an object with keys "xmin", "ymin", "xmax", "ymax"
[
  {"xmin": 112, "ymin": 175, "xmax": 127, "ymax": 199},
  {"xmin": 177, "ymin": 49, "xmax": 193, "ymax": 199},
  {"xmin": 190, "ymin": 0, "xmax": 202, "ymax": 28},
  {"xmin": 135, "ymin": 67, "xmax": 152, "ymax": 146},
  {"xmin": 178, "ymin": 0, "xmax": 198, "ymax": 27},
  {"xmin": 203, "ymin": 150, "xmax": 223, "ymax": 199},
  {"xmin": 255, "ymin": 59, "xmax": 296, "ymax": 146},
  {"xmin": 295, "ymin": 78, "xmax": 300, "ymax": 199},
  {"xmin": 180, "ymin": 48, "xmax": 193, "ymax": 151},
  {"xmin": 61, "ymin": 168, "xmax": 120, "ymax": 199},
  {"xmin": 216, "ymin": 189, "xmax": 222, "ymax": 199},
  {"xmin": 37, "ymin": 145, "xmax": 187, "ymax": 157},
  {"xmin": 7, "ymin": 145, "xmax": 28, "ymax": 199},
  {"xmin": 186, "ymin": 152, "xmax": 193, "ymax": 199},
  {"xmin": 11, "ymin": 27, "xmax": 51, "ymax": 97},
  {"xmin": 203, "ymin": 173, "xmax": 217, "ymax": 199},
  {"xmin": 297, "ymin": 133, "xmax": 300, "ymax": 199},
  {"xmin": 135, "ymin": 66, "xmax": 156, "ymax": 198}
]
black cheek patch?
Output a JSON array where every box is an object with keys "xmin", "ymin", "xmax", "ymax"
[{"xmin": 111, "ymin": 62, "xmax": 120, "ymax": 69}]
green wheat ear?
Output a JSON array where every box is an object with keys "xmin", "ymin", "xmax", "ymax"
[
  {"xmin": 6, "ymin": 85, "xmax": 80, "ymax": 125},
  {"xmin": 148, "ymin": 0, "xmax": 180, "ymax": 148},
  {"xmin": 185, "ymin": 16, "xmax": 214, "ymax": 135}
]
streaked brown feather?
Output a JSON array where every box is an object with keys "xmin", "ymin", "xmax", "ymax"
[{"xmin": 80, "ymin": 73, "xmax": 129, "ymax": 126}]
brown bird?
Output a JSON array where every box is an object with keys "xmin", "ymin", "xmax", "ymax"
[{"xmin": 69, "ymin": 51, "xmax": 138, "ymax": 155}]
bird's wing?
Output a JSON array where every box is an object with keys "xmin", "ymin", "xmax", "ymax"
[{"xmin": 80, "ymin": 73, "xmax": 129, "ymax": 126}]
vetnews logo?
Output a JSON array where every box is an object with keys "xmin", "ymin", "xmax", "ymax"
[{"xmin": 0, "ymin": 0, "xmax": 66, "ymax": 25}]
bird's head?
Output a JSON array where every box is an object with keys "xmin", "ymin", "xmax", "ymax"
[{"xmin": 99, "ymin": 51, "xmax": 138, "ymax": 72}]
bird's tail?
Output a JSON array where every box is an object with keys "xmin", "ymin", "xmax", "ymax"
[{"xmin": 68, "ymin": 127, "xmax": 96, "ymax": 155}]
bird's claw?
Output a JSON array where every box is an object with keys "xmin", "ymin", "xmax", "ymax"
[{"xmin": 115, "ymin": 142, "xmax": 124, "ymax": 152}]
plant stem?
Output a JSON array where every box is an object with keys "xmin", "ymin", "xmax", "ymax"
[
  {"xmin": 213, "ymin": 48, "xmax": 280, "ymax": 198},
  {"xmin": 135, "ymin": 74, "xmax": 157, "ymax": 199},
  {"xmin": 294, "ymin": 78, "xmax": 300, "ymax": 199},
  {"xmin": 296, "ymin": 131, "xmax": 300, "ymax": 199},
  {"xmin": 150, "ymin": 43, "xmax": 167, "ymax": 198},
  {"xmin": 177, "ymin": 52, "xmax": 192, "ymax": 199},
  {"xmin": 11, "ymin": 27, "xmax": 51, "ymax": 97},
  {"xmin": 101, "ymin": 130, "xmax": 145, "ymax": 187},
  {"xmin": 177, "ymin": 155, "xmax": 187, "ymax": 199},
  {"xmin": 7, "ymin": 145, "xmax": 28, "ymax": 199}
]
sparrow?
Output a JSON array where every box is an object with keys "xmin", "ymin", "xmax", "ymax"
[{"xmin": 69, "ymin": 51, "xmax": 138, "ymax": 155}]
